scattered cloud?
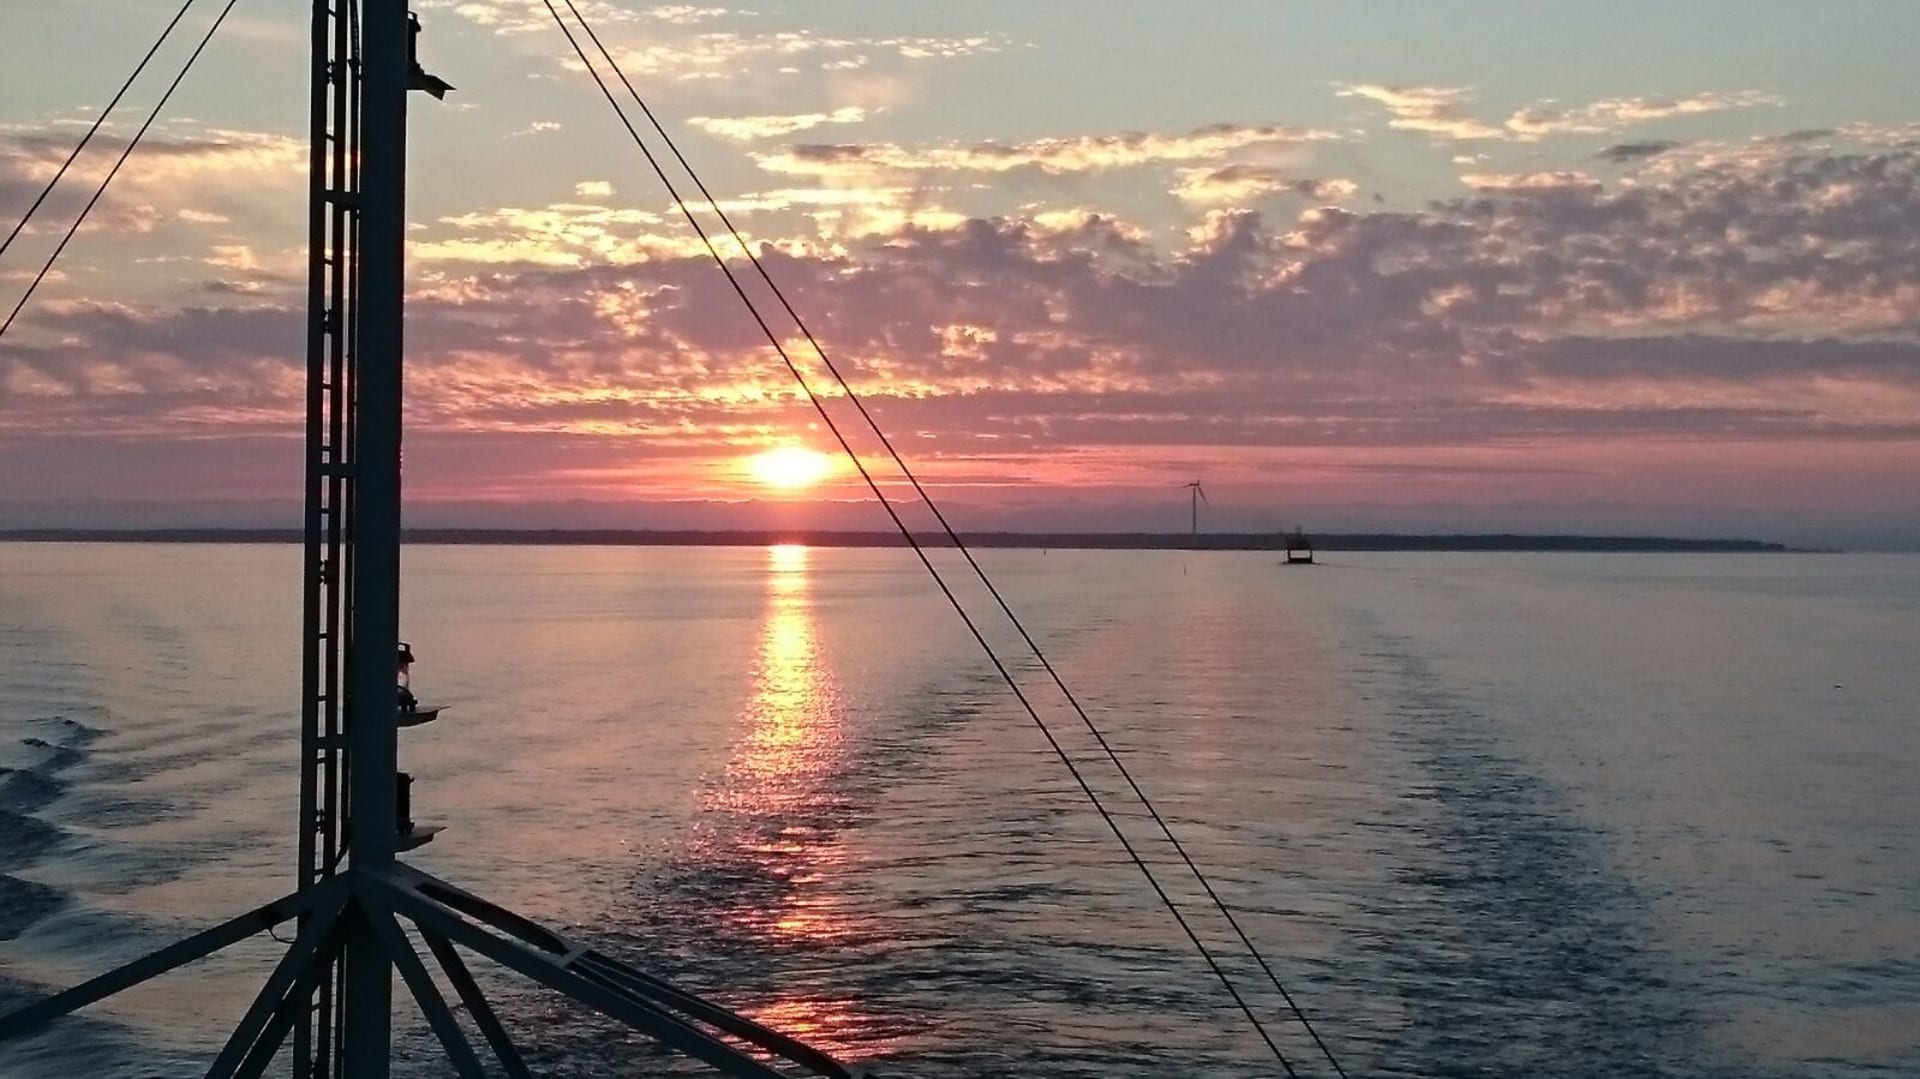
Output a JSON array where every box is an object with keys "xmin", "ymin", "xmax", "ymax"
[
  {"xmin": 645, "ymin": 5, "xmax": 738, "ymax": 24},
  {"xmin": 16, "ymin": 138, "xmax": 1920, "ymax": 460},
  {"xmin": 1458, "ymin": 170, "xmax": 1599, "ymax": 191},
  {"xmin": 1343, "ymin": 83, "xmax": 1783, "ymax": 142},
  {"xmin": 413, "ymin": 201, "xmax": 694, "ymax": 266},
  {"xmin": 587, "ymin": 30, "xmax": 1001, "ymax": 82},
  {"xmin": 3, "ymin": 21, "xmax": 1914, "ymax": 540},
  {"xmin": 0, "ymin": 125, "xmax": 305, "ymax": 274},
  {"xmin": 1506, "ymin": 90, "xmax": 1782, "ymax": 138},
  {"xmin": 753, "ymin": 122, "xmax": 1338, "ymax": 179},
  {"xmin": 415, "ymin": 0, "xmax": 637, "ymax": 36},
  {"xmin": 1339, "ymin": 84, "xmax": 1506, "ymax": 140},
  {"xmin": 687, "ymin": 106, "xmax": 869, "ymax": 141},
  {"xmin": 1, "ymin": 128, "xmax": 303, "ymax": 184},
  {"xmin": 1173, "ymin": 165, "xmax": 1357, "ymax": 205}
]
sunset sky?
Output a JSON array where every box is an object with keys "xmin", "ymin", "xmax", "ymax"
[{"xmin": 4, "ymin": 2, "xmax": 1919, "ymax": 545}]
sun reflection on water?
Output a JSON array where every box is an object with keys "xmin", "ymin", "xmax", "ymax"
[
  {"xmin": 696, "ymin": 544, "xmax": 887, "ymax": 1054},
  {"xmin": 730, "ymin": 544, "xmax": 841, "ymax": 796}
]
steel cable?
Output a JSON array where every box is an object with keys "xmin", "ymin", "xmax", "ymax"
[
  {"xmin": 0, "ymin": 0, "xmax": 202, "ymax": 262},
  {"xmin": 542, "ymin": 3, "xmax": 1351, "ymax": 1074},
  {"xmin": 560, "ymin": 10, "xmax": 1352, "ymax": 1073},
  {"xmin": 0, "ymin": 0, "xmax": 242, "ymax": 342}
]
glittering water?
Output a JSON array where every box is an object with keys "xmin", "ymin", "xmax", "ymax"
[{"xmin": 2, "ymin": 544, "xmax": 1917, "ymax": 1077}]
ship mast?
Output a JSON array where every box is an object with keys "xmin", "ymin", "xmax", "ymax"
[
  {"xmin": 298, "ymin": 0, "xmax": 410, "ymax": 1072},
  {"xmin": 0, "ymin": 6, "xmax": 867, "ymax": 1076},
  {"xmin": 3, "ymin": 2, "xmax": 1349, "ymax": 1072}
]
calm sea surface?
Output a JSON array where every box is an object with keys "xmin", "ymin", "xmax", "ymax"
[{"xmin": 1, "ymin": 544, "xmax": 1916, "ymax": 1077}]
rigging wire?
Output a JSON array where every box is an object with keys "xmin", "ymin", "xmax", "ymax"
[
  {"xmin": 0, "ymin": 0, "xmax": 202, "ymax": 263},
  {"xmin": 536, "ymin": 21, "xmax": 1292, "ymax": 1079},
  {"xmin": 0, "ymin": 0, "xmax": 241, "ymax": 343},
  {"xmin": 563, "ymin": 11, "xmax": 1352, "ymax": 1074},
  {"xmin": 544, "ymin": 3, "xmax": 1345, "ymax": 1074}
]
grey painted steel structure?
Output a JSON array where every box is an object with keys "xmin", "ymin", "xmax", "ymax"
[{"xmin": 0, "ymin": 4, "xmax": 871, "ymax": 1075}]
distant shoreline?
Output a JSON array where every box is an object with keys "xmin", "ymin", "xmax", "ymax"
[{"xmin": 0, "ymin": 528, "xmax": 1800, "ymax": 553}]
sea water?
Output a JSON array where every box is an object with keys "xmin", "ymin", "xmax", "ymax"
[{"xmin": 1, "ymin": 544, "xmax": 1916, "ymax": 1077}]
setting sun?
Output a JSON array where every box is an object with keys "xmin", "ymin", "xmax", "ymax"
[{"xmin": 746, "ymin": 446, "xmax": 837, "ymax": 490}]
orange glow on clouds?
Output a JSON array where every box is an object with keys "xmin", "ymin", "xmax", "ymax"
[{"xmin": 746, "ymin": 446, "xmax": 837, "ymax": 490}]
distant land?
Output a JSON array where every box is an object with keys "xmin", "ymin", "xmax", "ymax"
[{"xmin": 0, "ymin": 528, "xmax": 1797, "ymax": 552}]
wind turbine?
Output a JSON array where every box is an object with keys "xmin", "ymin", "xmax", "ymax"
[{"xmin": 1183, "ymin": 480, "xmax": 1208, "ymax": 547}]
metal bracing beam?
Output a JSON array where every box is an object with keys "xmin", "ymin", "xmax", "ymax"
[
  {"xmin": 7, "ymin": 0, "xmax": 878, "ymax": 1073},
  {"xmin": 0, "ymin": 881, "xmax": 344, "ymax": 1042},
  {"xmin": 574, "ymin": 949, "xmax": 852, "ymax": 1074},
  {"xmin": 205, "ymin": 891, "xmax": 350, "ymax": 1079},
  {"xmin": 377, "ymin": 865, "xmax": 864, "ymax": 1075},
  {"xmin": 387, "ymin": 865, "xmax": 572, "ymax": 955},
  {"xmin": 377, "ymin": 878, "xmax": 798, "ymax": 1079},
  {"xmin": 232, "ymin": 928, "xmax": 348, "ymax": 1079},
  {"xmin": 422, "ymin": 931, "xmax": 534, "ymax": 1079},
  {"xmin": 366, "ymin": 904, "xmax": 488, "ymax": 1079}
]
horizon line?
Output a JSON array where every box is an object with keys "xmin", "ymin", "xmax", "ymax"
[{"xmin": 0, "ymin": 527, "xmax": 1803, "ymax": 553}]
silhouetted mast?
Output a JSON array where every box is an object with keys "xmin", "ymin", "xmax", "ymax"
[
  {"xmin": 0, "ymin": 6, "xmax": 865, "ymax": 1076},
  {"xmin": 0, "ymin": 2, "xmax": 1351, "ymax": 1072}
]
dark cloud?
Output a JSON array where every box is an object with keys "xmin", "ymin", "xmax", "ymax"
[
  {"xmin": 1528, "ymin": 335, "xmax": 1920, "ymax": 383},
  {"xmin": 1596, "ymin": 140, "xmax": 1685, "ymax": 163}
]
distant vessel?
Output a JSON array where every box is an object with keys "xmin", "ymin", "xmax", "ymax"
[
  {"xmin": 1285, "ymin": 528, "xmax": 1316, "ymax": 565},
  {"xmin": 0, "ymin": 5, "xmax": 1347, "ymax": 1073}
]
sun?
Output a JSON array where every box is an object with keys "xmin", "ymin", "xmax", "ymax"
[{"xmin": 746, "ymin": 446, "xmax": 836, "ymax": 490}]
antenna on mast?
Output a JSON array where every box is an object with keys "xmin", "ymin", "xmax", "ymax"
[{"xmin": 0, "ymin": 5, "xmax": 867, "ymax": 1076}]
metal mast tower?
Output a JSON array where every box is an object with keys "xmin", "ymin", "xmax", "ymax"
[
  {"xmin": 299, "ymin": 0, "xmax": 403, "ymax": 1070},
  {"xmin": 0, "ymin": 4, "xmax": 870, "ymax": 1076}
]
